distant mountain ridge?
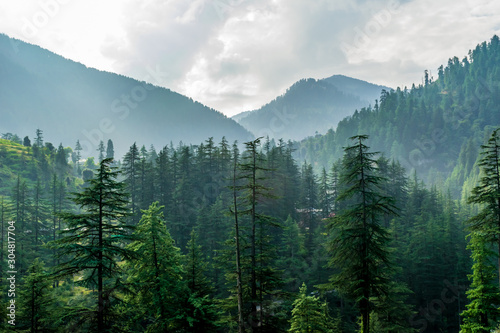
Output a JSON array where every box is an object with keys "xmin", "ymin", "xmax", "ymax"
[
  {"xmin": 0, "ymin": 34, "xmax": 253, "ymax": 158},
  {"xmin": 321, "ymin": 74, "xmax": 390, "ymax": 105},
  {"xmin": 232, "ymin": 75, "xmax": 391, "ymax": 141},
  {"xmin": 294, "ymin": 35, "xmax": 500, "ymax": 197}
]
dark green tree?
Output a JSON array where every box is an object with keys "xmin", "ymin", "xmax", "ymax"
[
  {"xmin": 122, "ymin": 143, "xmax": 140, "ymax": 225},
  {"xmin": 125, "ymin": 201, "xmax": 185, "ymax": 332},
  {"xmin": 97, "ymin": 140, "xmax": 105, "ymax": 163},
  {"xmin": 183, "ymin": 229, "xmax": 220, "ymax": 332},
  {"xmin": 229, "ymin": 141, "xmax": 245, "ymax": 333},
  {"xmin": 50, "ymin": 158, "xmax": 134, "ymax": 332},
  {"xmin": 18, "ymin": 259, "xmax": 56, "ymax": 332},
  {"xmin": 106, "ymin": 139, "xmax": 114, "ymax": 159},
  {"xmin": 32, "ymin": 179, "xmax": 50, "ymax": 255},
  {"xmin": 75, "ymin": 140, "xmax": 83, "ymax": 175},
  {"xmin": 299, "ymin": 162, "xmax": 318, "ymax": 253},
  {"xmin": 467, "ymin": 128, "xmax": 500, "ymax": 286},
  {"xmin": 35, "ymin": 128, "xmax": 43, "ymax": 148},
  {"xmin": 289, "ymin": 283, "xmax": 334, "ymax": 333},
  {"xmin": 238, "ymin": 137, "xmax": 283, "ymax": 331},
  {"xmin": 460, "ymin": 233, "xmax": 500, "ymax": 332},
  {"xmin": 55, "ymin": 143, "xmax": 68, "ymax": 174},
  {"xmin": 327, "ymin": 135, "xmax": 396, "ymax": 333}
]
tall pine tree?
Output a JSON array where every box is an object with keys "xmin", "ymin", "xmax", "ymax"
[
  {"xmin": 327, "ymin": 135, "xmax": 396, "ymax": 333},
  {"xmin": 467, "ymin": 128, "xmax": 500, "ymax": 286},
  {"xmin": 50, "ymin": 158, "xmax": 134, "ymax": 332},
  {"xmin": 460, "ymin": 233, "xmax": 500, "ymax": 332}
]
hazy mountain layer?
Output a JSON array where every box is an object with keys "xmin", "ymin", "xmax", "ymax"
[
  {"xmin": 0, "ymin": 34, "xmax": 253, "ymax": 158},
  {"xmin": 295, "ymin": 36, "xmax": 500, "ymax": 196},
  {"xmin": 232, "ymin": 76, "xmax": 390, "ymax": 141}
]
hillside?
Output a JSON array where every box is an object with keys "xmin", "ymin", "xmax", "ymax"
[
  {"xmin": 232, "ymin": 76, "xmax": 390, "ymax": 141},
  {"xmin": 0, "ymin": 138, "xmax": 31, "ymax": 193},
  {"xmin": 294, "ymin": 36, "xmax": 500, "ymax": 196},
  {"xmin": 321, "ymin": 74, "xmax": 389, "ymax": 104},
  {"xmin": 0, "ymin": 34, "xmax": 252, "ymax": 158}
]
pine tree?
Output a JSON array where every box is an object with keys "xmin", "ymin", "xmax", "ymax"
[
  {"xmin": 32, "ymin": 179, "xmax": 49, "ymax": 255},
  {"xmin": 55, "ymin": 143, "xmax": 68, "ymax": 176},
  {"xmin": 106, "ymin": 139, "xmax": 114, "ymax": 159},
  {"xmin": 327, "ymin": 135, "xmax": 396, "ymax": 333},
  {"xmin": 18, "ymin": 259, "xmax": 56, "ymax": 332},
  {"xmin": 238, "ymin": 137, "xmax": 282, "ymax": 331},
  {"xmin": 125, "ymin": 201, "xmax": 185, "ymax": 332},
  {"xmin": 184, "ymin": 229, "xmax": 220, "ymax": 332},
  {"xmin": 299, "ymin": 162, "xmax": 318, "ymax": 253},
  {"xmin": 368, "ymin": 281, "xmax": 416, "ymax": 333},
  {"xmin": 460, "ymin": 233, "xmax": 500, "ymax": 332},
  {"xmin": 467, "ymin": 128, "xmax": 500, "ymax": 286},
  {"xmin": 221, "ymin": 139, "xmax": 284, "ymax": 332},
  {"xmin": 277, "ymin": 215, "xmax": 308, "ymax": 292},
  {"xmin": 156, "ymin": 145, "xmax": 173, "ymax": 217},
  {"xmin": 23, "ymin": 136, "xmax": 31, "ymax": 147},
  {"xmin": 35, "ymin": 128, "xmax": 43, "ymax": 148},
  {"xmin": 229, "ymin": 141, "xmax": 245, "ymax": 333},
  {"xmin": 289, "ymin": 283, "xmax": 333, "ymax": 333},
  {"xmin": 50, "ymin": 174, "xmax": 59, "ymax": 273},
  {"xmin": 318, "ymin": 167, "xmax": 331, "ymax": 219},
  {"xmin": 50, "ymin": 158, "xmax": 134, "ymax": 332},
  {"xmin": 122, "ymin": 143, "xmax": 140, "ymax": 225},
  {"xmin": 75, "ymin": 140, "xmax": 82, "ymax": 175},
  {"xmin": 97, "ymin": 140, "xmax": 105, "ymax": 163},
  {"xmin": 172, "ymin": 145, "xmax": 195, "ymax": 249}
]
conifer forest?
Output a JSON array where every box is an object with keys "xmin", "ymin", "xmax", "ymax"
[{"xmin": 1, "ymin": 31, "xmax": 500, "ymax": 333}]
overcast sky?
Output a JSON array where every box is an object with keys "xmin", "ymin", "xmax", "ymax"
[{"xmin": 1, "ymin": 0, "xmax": 499, "ymax": 116}]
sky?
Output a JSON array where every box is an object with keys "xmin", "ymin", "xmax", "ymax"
[{"xmin": 0, "ymin": 0, "xmax": 499, "ymax": 117}]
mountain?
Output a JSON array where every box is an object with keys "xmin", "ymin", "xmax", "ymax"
[
  {"xmin": 0, "ymin": 34, "xmax": 253, "ymax": 158},
  {"xmin": 231, "ymin": 75, "xmax": 390, "ymax": 141},
  {"xmin": 294, "ymin": 35, "xmax": 500, "ymax": 197},
  {"xmin": 321, "ymin": 74, "xmax": 389, "ymax": 105}
]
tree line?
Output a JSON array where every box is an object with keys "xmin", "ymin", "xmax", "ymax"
[{"xmin": 0, "ymin": 127, "xmax": 499, "ymax": 332}]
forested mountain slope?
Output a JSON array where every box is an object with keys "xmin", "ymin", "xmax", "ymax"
[
  {"xmin": 233, "ymin": 76, "xmax": 390, "ymax": 141},
  {"xmin": 295, "ymin": 36, "xmax": 500, "ymax": 196},
  {"xmin": 2, "ymin": 33, "xmax": 500, "ymax": 333},
  {"xmin": 0, "ymin": 34, "xmax": 252, "ymax": 158},
  {"xmin": 321, "ymin": 74, "xmax": 388, "ymax": 104}
]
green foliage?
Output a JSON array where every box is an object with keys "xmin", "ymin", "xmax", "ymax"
[
  {"xmin": 183, "ymin": 229, "xmax": 220, "ymax": 332},
  {"xmin": 467, "ymin": 128, "xmax": 500, "ymax": 242},
  {"xmin": 125, "ymin": 201, "xmax": 185, "ymax": 332},
  {"xmin": 237, "ymin": 77, "xmax": 388, "ymax": 141},
  {"xmin": 0, "ymin": 34, "xmax": 252, "ymax": 159},
  {"xmin": 295, "ymin": 36, "xmax": 500, "ymax": 194},
  {"xmin": 0, "ymin": 105, "xmax": 492, "ymax": 331},
  {"xmin": 50, "ymin": 158, "xmax": 134, "ymax": 332},
  {"xmin": 460, "ymin": 128, "xmax": 500, "ymax": 332},
  {"xmin": 327, "ymin": 135, "xmax": 396, "ymax": 333},
  {"xmin": 368, "ymin": 281, "xmax": 416, "ymax": 333},
  {"xmin": 460, "ymin": 233, "xmax": 500, "ymax": 332},
  {"xmin": 289, "ymin": 283, "xmax": 334, "ymax": 333},
  {"xmin": 17, "ymin": 259, "xmax": 57, "ymax": 332}
]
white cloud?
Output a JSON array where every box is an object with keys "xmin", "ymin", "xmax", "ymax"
[{"xmin": 1, "ymin": 0, "xmax": 499, "ymax": 116}]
